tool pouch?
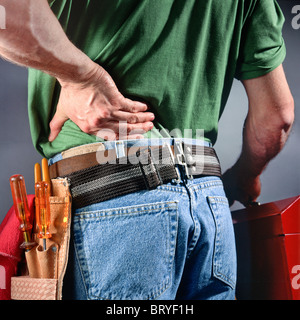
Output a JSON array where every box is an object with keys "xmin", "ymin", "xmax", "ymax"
[{"xmin": 11, "ymin": 178, "xmax": 71, "ymax": 300}]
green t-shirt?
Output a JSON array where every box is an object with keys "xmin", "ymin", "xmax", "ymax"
[{"xmin": 28, "ymin": 0, "xmax": 286, "ymax": 158}]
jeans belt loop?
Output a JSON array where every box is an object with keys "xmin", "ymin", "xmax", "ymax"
[
  {"xmin": 136, "ymin": 147, "xmax": 163, "ymax": 190},
  {"xmin": 163, "ymin": 143, "xmax": 181, "ymax": 183},
  {"xmin": 114, "ymin": 140, "xmax": 126, "ymax": 158}
]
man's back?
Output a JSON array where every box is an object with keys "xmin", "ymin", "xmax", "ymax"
[{"xmin": 29, "ymin": 0, "xmax": 286, "ymax": 158}]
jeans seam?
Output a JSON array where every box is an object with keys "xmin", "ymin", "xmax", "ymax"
[
  {"xmin": 74, "ymin": 201, "xmax": 178, "ymax": 218},
  {"xmin": 184, "ymin": 185, "xmax": 201, "ymax": 259},
  {"xmin": 72, "ymin": 233, "xmax": 90, "ymax": 300},
  {"xmin": 207, "ymin": 196, "xmax": 236, "ymax": 290},
  {"xmin": 190, "ymin": 180, "xmax": 223, "ymax": 192},
  {"xmin": 157, "ymin": 185, "xmax": 187, "ymax": 194}
]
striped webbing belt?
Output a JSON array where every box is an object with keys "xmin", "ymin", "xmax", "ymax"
[{"xmin": 49, "ymin": 143, "xmax": 222, "ymax": 209}]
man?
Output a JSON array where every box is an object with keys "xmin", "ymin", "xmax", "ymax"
[{"xmin": 0, "ymin": 0, "xmax": 294, "ymax": 300}]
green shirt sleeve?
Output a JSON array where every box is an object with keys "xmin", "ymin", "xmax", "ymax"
[{"xmin": 235, "ymin": 0, "xmax": 286, "ymax": 80}]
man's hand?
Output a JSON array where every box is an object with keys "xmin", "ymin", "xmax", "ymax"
[
  {"xmin": 222, "ymin": 163, "xmax": 261, "ymax": 207},
  {"xmin": 49, "ymin": 64, "xmax": 155, "ymax": 142}
]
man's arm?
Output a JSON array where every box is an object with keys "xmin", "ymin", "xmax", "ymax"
[
  {"xmin": 0, "ymin": 0, "xmax": 154, "ymax": 141},
  {"xmin": 223, "ymin": 65, "xmax": 294, "ymax": 206}
]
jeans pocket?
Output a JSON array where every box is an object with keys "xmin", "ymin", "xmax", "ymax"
[
  {"xmin": 207, "ymin": 196, "xmax": 237, "ymax": 290},
  {"xmin": 73, "ymin": 201, "xmax": 178, "ymax": 300}
]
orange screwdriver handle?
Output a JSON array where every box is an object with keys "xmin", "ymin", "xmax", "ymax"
[
  {"xmin": 35, "ymin": 181, "xmax": 52, "ymax": 240},
  {"xmin": 10, "ymin": 175, "xmax": 32, "ymax": 232},
  {"xmin": 41, "ymin": 158, "xmax": 51, "ymax": 195},
  {"xmin": 10, "ymin": 174, "xmax": 35, "ymax": 251},
  {"xmin": 34, "ymin": 163, "xmax": 42, "ymax": 184}
]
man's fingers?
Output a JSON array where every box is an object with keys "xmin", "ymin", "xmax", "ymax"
[
  {"xmin": 95, "ymin": 121, "xmax": 154, "ymax": 140},
  {"xmin": 111, "ymin": 110, "xmax": 155, "ymax": 123},
  {"xmin": 119, "ymin": 98, "xmax": 149, "ymax": 113},
  {"xmin": 48, "ymin": 111, "xmax": 68, "ymax": 142}
]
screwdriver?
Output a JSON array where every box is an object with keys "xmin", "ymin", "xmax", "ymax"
[
  {"xmin": 35, "ymin": 159, "xmax": 52, "ymax": 251},
  {"xmin": 35, "ymin": 181, "xmax": 52, "ymax": 251},
  {"xmin": 41, "ymin": 158, "xmax": 51, "ymax": 195},
  {"xmin": 34, "ymin": 162, "xmax": 42, "ymax": 184},
  {"xmin": 10, "ymin": 175, "xmax": 36, "ymax": 252}
]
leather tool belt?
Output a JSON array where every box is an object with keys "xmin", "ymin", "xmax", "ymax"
[
  {"xmin": 11, "ymin": 178, "xmax": 72, "ymax": 300},
  {"xmin": 49, "ymin": 142, "xmax": 222, "ymax": 209}
]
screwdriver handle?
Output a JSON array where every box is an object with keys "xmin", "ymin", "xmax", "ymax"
[
  {"xmin": 35, "ymin": 181, "xmax": 52, "ymax": 242},
  {"xmin": 41, "ymin": 158, "xmax": 51, "ymax": 195},
  {"xmin": 34, "ymin": 163, "xmax": 42, "ymax": 184},
  {"xmin": 10, "ymin": 175, "xmax": 32, "ymax": 232},
  {"xmin": 10, "ymin": 174, "xmax": 35, "ymax": 251}
]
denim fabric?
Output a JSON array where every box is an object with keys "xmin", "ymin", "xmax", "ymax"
[
  {"xmin": 62, "ymin": 175, "xmax": 236, "ymax": 300},
  {"xmin": 56, "ymin": 139, "xmax": 236, "ymax": 300}
]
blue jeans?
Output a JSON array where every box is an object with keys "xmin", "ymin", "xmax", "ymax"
[{"xmin": 52, "ymin": 140, "xmax": 237, "ymax": 300}]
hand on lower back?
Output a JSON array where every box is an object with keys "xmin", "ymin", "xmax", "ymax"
[{"xmin": 48, "ymin": 64, "xmax": 155, "ymax": 142}]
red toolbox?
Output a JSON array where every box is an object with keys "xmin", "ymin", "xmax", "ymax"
[{"xmin": 232, "ymin": 196, "xmax": 300, "ymax": 300}]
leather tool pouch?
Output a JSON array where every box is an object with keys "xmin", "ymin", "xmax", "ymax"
[{"xmin": 11, "ymin": 178, "xmax": 72, "ymax": 300}]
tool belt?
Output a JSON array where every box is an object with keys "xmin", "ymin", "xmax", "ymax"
[
  {"xmin": 11, "ymin": 178, "xmax": 72, "ymax": 300},
  {"xmin": 49, "ymin": 142, "xmax": 222, "ymax": 209}
]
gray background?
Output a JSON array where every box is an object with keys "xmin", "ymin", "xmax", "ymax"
[{"xmin": 0, "ymin": 0, "xmax": 299, "ymax": 223}]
